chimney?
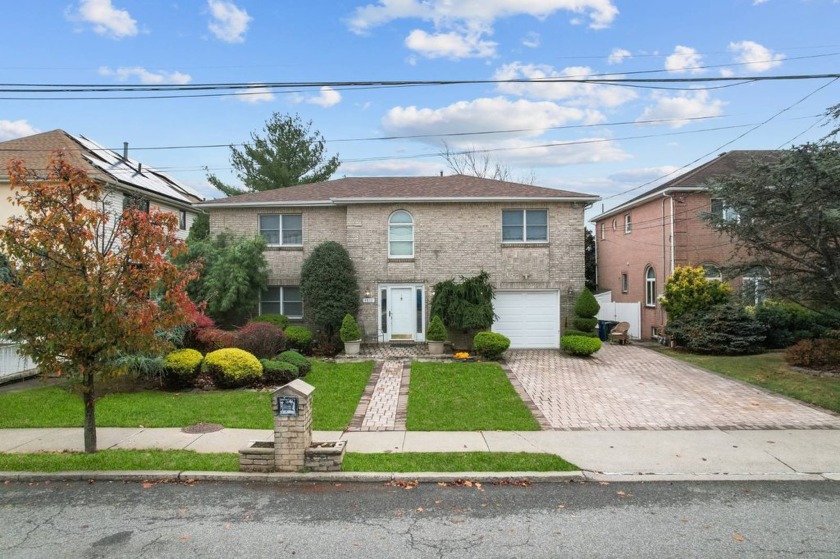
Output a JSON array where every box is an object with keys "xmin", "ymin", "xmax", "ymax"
[
  {"xmin": 123, "ymin": 142, "xmax": 129, "ymax": 161},
  {"xmin": 439, "ymin": 170, "xmax": 443, "ymax": 177}
]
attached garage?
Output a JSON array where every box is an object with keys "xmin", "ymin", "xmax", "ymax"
[{"xmin": 492, "ymin": 290, "xmax": 560, "ymax": 349}]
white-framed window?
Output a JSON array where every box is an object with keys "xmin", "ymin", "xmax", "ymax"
[
  {"xmin": 645, "ymin": 266, "xmax": 656, "ymax": 307},
  {"xmin": 621, "ymin": 273, "xmax": 628, "ymax": 293},
  {"xmin": 742, "ymin": 267, "xmax": 769, "ymax": 306},
  {"xmin": 611, "ymin": 218, "xmax": 617, "ymax": 231},
  {"xmin": 502, "ymin": 209, "xmax": 548, "ymax": 243},
  {"xmin": 260, "ymin": 286, "xmax": 303, "ymax": 318},
  {"xmin": 600, "ymin": 222, "xmax": 605, "ymax": 240},
  {"xmin": 624, "ymin": 214, "xmax": 632, "ymax": 234},
  {"xmin": 388, "ymin": 210, "xmax": 414, "ymax": 258},
  {"xmin": 179, "ymin": 209, "xmax": 187, "ymax": 230},
  {"xmin": 701, "ymin": 263, "xmax": 722, "ymax": 281},
  {"xmin": 711, "ymin": 198, "xmax": 739, "ymax": 222},
  {"xmin": 259, "ymin": 214, "xmax": 302, "ymax": 246}
]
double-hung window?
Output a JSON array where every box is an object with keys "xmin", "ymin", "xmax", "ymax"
[
  {"xmin": 260, "ymin": 286, "xmax": 303, "ymax": 318},
  {"xmin": 624, "ymin": 214, "xmax": 632, "ymax": 234},
  {"xmin": 179, "ymin": 209, "xmax": 187, "ymax": 230},
  {"xmin": 711, "ymin": 199, "xmax": 739, "ymax": 222},
  {"xmin": 502, "ymin": 209, "xmax": 548, "ymax": 243},
  {"xmin": 259, "ymin": 214, "xmax": 302, "ymax": 246}
]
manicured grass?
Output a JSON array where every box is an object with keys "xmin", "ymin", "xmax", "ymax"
[
  {"xmin": 658, "ymin": 349, "xmax": 840, "ymax": 414},
  {"xmin": 304, "ymin": 360, "xmax": 374, "ymax": 430},
  {"xmin": 0, "ymin": 360, "xmax": 374, "ymax": 430},
  {"xmin": 407, "ymin": 362, "xmax": 540, "ymax": 431},
  {"xmin": 343, "ymin": 452, "xmax": 577, "ymax": 472},
  {"xmin": 0, "ymin": 449, "xmax": 239, "ymax": 472}
]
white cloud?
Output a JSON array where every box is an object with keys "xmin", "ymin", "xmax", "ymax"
[
  {"xmin": 665, "ymin": 45, "xmax": 704, "ymax": 74},
  {"xmin": 234, "ymin": 84, "xmax": 275, "ymax": 104},
  {"xmin": 493, "ymin": 62, "xmax": 637, "ymax": 108},
  {"xmin": 306, "ymin": 87, "xmax": 342, "ymax": 107},
  {"xmin": 728, "ymin": 40, "xmax": 784, "ymax": 72},
  {"xmin": 522, "ymin": 32, "xmax": 540, "ymax": 49},
  {"xmin": 753, "ymin": 0, "xmax": 768, "ymax": 5},
  {"xmin": 607, "ymin": 48, "xmax": 632, "ymax": 65},
  {"xmin": 348, "ymin": 0, "xmax": 619, "ymax": 33},
  {"xmin": 71, "ymin": 0, "xmax": 137, "ymax": 38},
  {"xmin": 405, "ymin": 29, "xmax": 496, "ymax": 58},
  {"xmin": 637, "ymin": 90, "xmax": 726, "ymax": 127},
  {"xmin": 98, "ymin": 66, "xmax": 191, "ymax": 84},
  {"xmin": 0, "ymin": 120, "xmax": 39, "ymax": 141},
  {"xmin": 207, "ymin": 0, "xmax": 251, "ymax": 43}
]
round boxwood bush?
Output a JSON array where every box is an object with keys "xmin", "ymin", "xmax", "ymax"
[
  {"xmin": 284, "ymin": 325, "xmax": 314, "ymax": 353},
  {"xmin": 163, "ymin": 348, "xmax": 203, "ymax": 385},
  {"xmin": 250, "ymin": 313, "xmax": 289, "ymax": 330},
  {"xmin": 473, "ymin": 331, "xmax": 511, "ymax": 360},
  {"xmin": 277, "ymin": 350, "xmax": 311, "ymax": 375},
  {"xmin": 561, "ymin": 335, "xmax": 602, "ymax": 356},
  {"xmin": 427, "ymin": 315, "xmax": 447, "ymax": 342},
  {"xmin": 202, "ymin": 348, "xmax": 262, "ymax": 388},
  {"xmin": 572, "ymin": 317, "xmax": 598, "ymax": 332},
  {"xmin": 260, "ymin": 359, "xmax": 300, "ymax": 385},
  {"xmin": 563, "ymin": 328, "xmax": 598, "ymax": 338}
]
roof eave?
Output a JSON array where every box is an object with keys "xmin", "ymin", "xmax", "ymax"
[
  {"xmin": 590, "ymin": 187, "xmax": 702, "ymax": 223},
  {"xmin": 199, "ymin": 195, "xmax": 600, "ymax": 209}
]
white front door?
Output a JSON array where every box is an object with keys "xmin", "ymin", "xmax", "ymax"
[{"xmin": 389, "ymin": 286, "xmax": 415, "ymax": 340}]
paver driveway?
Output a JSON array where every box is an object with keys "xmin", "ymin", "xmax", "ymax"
[{"xmin": 505, "ymin": 345, "xmax": 840, "ymax": 431}]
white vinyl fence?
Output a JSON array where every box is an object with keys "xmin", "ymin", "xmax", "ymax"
[
  {"xmin": 595, "ymin": 292, "xmax": 641, "ymax": 340},
  {"xmin": 0, "ymin": 338, "xmax": 36, "ymax": 383}
]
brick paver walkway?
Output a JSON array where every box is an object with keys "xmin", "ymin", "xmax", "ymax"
[
  {"xmin": 506, "ymin": 345, "xmax": 840, "ymax": 431},
  {"xmin": 350, "ymin": 360, "xmax": 408, "ymax": 431}
]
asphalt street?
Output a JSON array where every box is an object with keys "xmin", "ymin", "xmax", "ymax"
[{"xmin": 1, "ymin": 479, "xmax": 838, "ymax": 558}]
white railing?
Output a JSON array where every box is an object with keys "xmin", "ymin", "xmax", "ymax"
[{"xmin": 0, "ymin": 338, "xmax": 37, "ymax": 383}]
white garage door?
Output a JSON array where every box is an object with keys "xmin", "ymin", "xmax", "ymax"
[{"xmin": 492, "ymin": 290, "xmax": 560, "ymax": 349}]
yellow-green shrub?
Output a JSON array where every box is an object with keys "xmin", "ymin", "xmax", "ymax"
[
  {"xmin": 163, "ymin": 348, "xmax": 203, "ymax": 384},
  {"xmin": 202, "ymin": 348, "xmax": 262, "ymax": 388}
]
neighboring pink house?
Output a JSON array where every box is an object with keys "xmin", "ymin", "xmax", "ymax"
[{"xmin": 592, "ymin": 151, "xmax": 777, "ymax": 339}]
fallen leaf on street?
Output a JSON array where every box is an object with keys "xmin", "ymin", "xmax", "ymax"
[{"xmin": 733, "ymin": 533, "xmax": 745, "ymax": 542}]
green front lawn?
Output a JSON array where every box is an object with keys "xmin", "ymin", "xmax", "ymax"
[
  {"xmin": 0, "ymin": 449, "xmax": 239, "ymax": 472},
  {"xmin": 0, "ymin": 360, "xmax": 374, "ymax": 430},
  {"xmin": 658, "ymin": 349, "xmax": 840, "ymax": 414},
  {"xmin": 407, "ymin": 362, "xmax": 540, "ymax": 431},
  {"xmin": 0, "ymin": 450, "xmax": 576, "ymax": 473}
]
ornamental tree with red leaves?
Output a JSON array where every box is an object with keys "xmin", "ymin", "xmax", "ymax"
[{"xmin": 0, "ymin": 153, "xmax": 199, "ymax": 453}]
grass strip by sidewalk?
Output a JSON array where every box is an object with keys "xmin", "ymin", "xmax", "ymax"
[
  {"xmin": 0, "ymin": 360, "xmax": 374, "ymax": 431},
  {"xmin": 657, "ymin": 349, "xmax": 840, "ymax": 414},
  {"xmin": 407, "ymin": 362, "xmax": 540, "ymax": 431},
  {"xmin": 0, "ymin": 449, "xmax": 239, "ymax": 472},
  {"xmin": 343, "ymin": 452, "xmax": 577, "ymax": 472},
  {"xmin": 0, "ymin": 451, "xmax": 576, "ymax": 473}
]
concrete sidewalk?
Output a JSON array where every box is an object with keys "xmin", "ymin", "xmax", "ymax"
[{"xmin": 2, "ymin": 427, "xmax": 839, "ymax": 480}]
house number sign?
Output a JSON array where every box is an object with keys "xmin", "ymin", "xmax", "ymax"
[{"xmin": 276, "ymin": 396, "xmax": 299, "ymax": 417}]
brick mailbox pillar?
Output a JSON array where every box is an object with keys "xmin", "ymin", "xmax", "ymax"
[{"xmin": 271, "ymin": 379, "xmax": 314, "ymax": 472}]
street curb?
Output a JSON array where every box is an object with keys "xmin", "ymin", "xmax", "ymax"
[{"xmin": 3, "ymin": 470, "xmax": 838, "ymax": 483}]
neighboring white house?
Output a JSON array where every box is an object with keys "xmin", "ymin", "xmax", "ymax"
[{"xmin": 0, "ymin": 129, "xmax": 204, "ymax": 240}]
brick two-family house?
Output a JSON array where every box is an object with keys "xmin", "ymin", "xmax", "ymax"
[
  {"xmin": 0, "ymin": 130, "xmax": 204, "ymax": 238},
  {"xmin": 592, "ymin": 150, "xmax": 778, "ymax": 339},
  {"xmin": 200, "ymin": 175, "xmax": 599, "ymax": 348}
]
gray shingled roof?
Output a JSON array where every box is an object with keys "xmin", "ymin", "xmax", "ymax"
[
  {"xmin": 593, "ymin": 150, "xmax": 780, "ymax": 221},
  {"xmin": 199, "ymin": 175, "xmax": 598, "ymax": 206},
  {"xmin": 0, "ymin": 129, "xmax": 204, "ymax": 205}
]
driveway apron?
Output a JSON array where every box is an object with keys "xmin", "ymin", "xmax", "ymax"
[{"xmin": 505, "ymin": 345, "xmax": 840, "ymax": 431}]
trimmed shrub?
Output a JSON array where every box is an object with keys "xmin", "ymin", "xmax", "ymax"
[
  {"xmin": 572, "ymin": 317, "xmax": 598, "ymax": 332},
  {"xmin": 660, "ymin": 265, "xmax": 730, "ymax": 320},
  {"xmin": 573, "ymin": 289, "xmax": 600, "ymax": 319},
  {"xmin": 277, "ymin": 350, "xmax": 312, "ymax": 375},
  {"xmin": 233, "ymin": 321, "xmax": 286, "ymax": 359},
  {"xmin": 561, "ymin": 335, "xmax": 602, "ymax": 356},
  {"xmin": 284, "ymin": 325, "xmax": 313, "ymax": 353},
  {"xmin": 340, "ymin": 314, "xmax": 361, "ymax": 342},
  {"xmin": 431, "ymin": 271, "xmax": 495, "ymax": 350},
  {"xmin": 202, "ymin": 348, "xmax": 262, "ymax": 388},
  {"xmin": 753, "ymin": 301, "xmax": 827, "ymax": 349},
  {"xmin": 163, "ymin": 348, "xmax": 203, "ymax": 385},
  {"xmin": 473, "ymin": 331, "xmax": 510, "ymax": 360},
  {"xmin": 666, "ymin": 303, "xmax": 767, "ymax": 355},
  {"xmin": 300, "ymin": 241, "xmax": 359, "ymax": 340},
  {"xmin": 563, "ymin": 328, "xmax": 598, "ymax": 338},
  {"xmin": 426, "ymin": 315, "xmax": 447, "ymax": 342},
  {"xmin": 251, "ymin": 313, "xmax": 289, "ymax": 330},
  {"xmin": 785, "ymin": 338, "xmax": 840, "ymax": 369},
  {"xmin": 260, "ymin": 359, "xmax": 300, "ymax": 385}
]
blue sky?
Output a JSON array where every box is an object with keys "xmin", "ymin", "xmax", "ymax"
[{"xmin": 2, "ymin": 0, "xmax": 839, "ymax": 217}]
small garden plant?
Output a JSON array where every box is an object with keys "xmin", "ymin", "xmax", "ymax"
[
  {"xmin": 426, "ymin": 315, "xmax": 447, "ymax": 342},
  {"xmin": 162, "ymin": 348, "xmax": 203, "ymax": 387},
  {"xmin": 561, "ymin": 289, "xmax": 602, "ymax": 356},
  {"xmin": 339, "ymin": 313, "xmax": 361, "ymax": 342},
  {"xmin": 473, "ymin": 331, "xmax": 510, "ymax": 360},
  {"xmin": 284, "ymin": 325, "xmax": 314, "ymax": 353}
]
